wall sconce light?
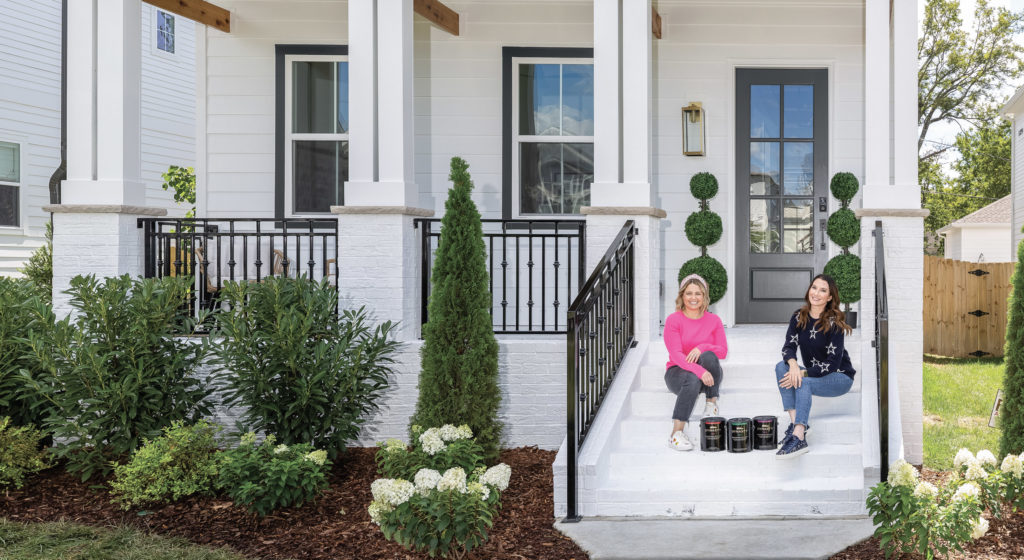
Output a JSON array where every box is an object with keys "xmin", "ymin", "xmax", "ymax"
[{"xmin": 682, "ymin": 102, "xmax": 705, "ymax": 156}]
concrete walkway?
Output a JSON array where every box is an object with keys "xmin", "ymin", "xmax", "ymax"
[{"xmin": 555, "ymin": 517, "xmax": 877, "ymax": 560}]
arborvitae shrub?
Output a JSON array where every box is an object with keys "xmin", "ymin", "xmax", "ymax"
[
  {"xmin": 684, "ymin": 211, "xmax": 723, "ymax": 247},
  {"xmin": 678, "ymin": 256, "xmax": 728, "ymax": 305},
  {"xmin": 411, "ymin": 157, "xmax": 502, "ymax": 461},
  {"xmin": 20, "ymin": 221, "xmax": 52, "ymax": 302},
  {"xmin": 1001, "ymin": 239, "xmax": 1024, "ymax": 456},
  {"xmin": 826, "ymin": 208, "xmax": 861, "ymax": 248}
]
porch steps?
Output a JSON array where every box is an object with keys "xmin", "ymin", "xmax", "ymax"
[{"xmin": 555, "ymin": 325, "xmax": 870, "ymax": 518}]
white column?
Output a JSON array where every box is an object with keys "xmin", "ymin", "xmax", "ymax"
[
  {"xmin": 374, "ymin": 0, "xmax": 416, "ymax": 204},
  {"xmin": 346, "ymin": 0, "xmax": 378, "ymax": 192},
  {"xmin": 620, "ymin": 0, "xmax": 652, "ymax": 205},
  {"xmin": 66, "ymin": 0, "xmax": 96, "ymax": 184},
  {"xmin": 592, "ymin": 0, "xmax": 620, "ymax": 188},
  {"xmin": 862, "ymin": 0, "xmax": 891, "ymax": 208},
  {"xmin": 891, "ymin": 0, "xmax": 919, "ymax": 207}
]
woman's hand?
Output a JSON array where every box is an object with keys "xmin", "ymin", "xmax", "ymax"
[
  {"xmin": 701, "ymin": 371, "xmax": 714, "ymax": 386},
  {"xmin": 779, "ymin": 366, "xmax": 803, "ymax": 389},
  {"xmin": 686, "ymin": 347, "xmax": 702, "ymax": 363}
]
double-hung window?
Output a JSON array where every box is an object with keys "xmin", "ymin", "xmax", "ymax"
[
  {"xmin": 511, "ymin": 57, "xmax": 593, "ymax": 217},
  {"xmin": 156, "ymin": 9, "xmax": 175, "ymax": 54},
  {"xmin": 282, "ymin": 51, "xmax": 349, "ymax": 216},
  {"xmin": 0, "ymin": 141, "xmax": 20, "ymax": 227}
]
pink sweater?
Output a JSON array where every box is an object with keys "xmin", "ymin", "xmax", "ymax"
[{"xmin": 664, "ymin": 311, "xmax": 728, "ymax": 377}]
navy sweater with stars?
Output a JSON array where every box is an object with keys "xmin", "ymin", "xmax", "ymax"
[{"xmin": 781, "ymin": 312, "xmax": 856, "ymax": 380}]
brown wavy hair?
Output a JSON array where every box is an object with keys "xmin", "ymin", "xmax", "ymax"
[{"xmin": 795, "ymin": 274, "xmax": 852, "ymax": 335}]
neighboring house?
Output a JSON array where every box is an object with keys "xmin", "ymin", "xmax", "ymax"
[
  {"xmin": 937, "ymin": 195, "xmax": 1012, "ymax": 262},
  {"xmin": 1001, "ymin": 88, "xmax": 1024, "ymax": 260},
  {"xmin": 0, "ymin": 0, "xmax": 195, "ymax": 276},
  {"xmin": 51, "ymin": 0, "xmax": 923, "ymax": 520}
]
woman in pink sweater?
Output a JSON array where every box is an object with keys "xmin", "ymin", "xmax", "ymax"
[{"xmin": 663, "ymin": 274, "xmax": 728, "ymax": 451}]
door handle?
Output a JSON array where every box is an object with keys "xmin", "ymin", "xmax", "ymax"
[{"xmin": 819, "ymin": 219, "xmax": 827, "ymax": 250}]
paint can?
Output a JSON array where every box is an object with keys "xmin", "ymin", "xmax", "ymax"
[
  {"xmin": 700, "ymin": 416, "xmax": 726, "ymax": 452},
  {"xmin": 753, "ymin": 416, "xmax": 778, "ymax": 450},
  {"xmin": 727, "ymin": 417, "xmax": 753, "ymax": 453}
]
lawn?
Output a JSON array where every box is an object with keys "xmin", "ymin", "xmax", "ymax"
[{"xmin": 922, "ymin": 355, "xmax": 1005, "ymax": 470}]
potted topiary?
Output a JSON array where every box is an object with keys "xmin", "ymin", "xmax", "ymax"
[
  {"xmin": 823, "ymin": 172, "xmax": 861, "ymax": 327},
  {"xmin": 678, "ymin": 172, "xmax": 727, "ymax": 305}
]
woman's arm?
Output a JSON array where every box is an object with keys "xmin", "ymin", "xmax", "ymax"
[
  {"xmin": 695, "ymin": 315, "xmax": 728, "ymax": 359},
  {"xmin": 781, "ymin": 314, "xmax": 799, "ymax": 364},
  {"xmin": 664, "ymin": 314, "xmax": 708, "ymax": 377},
  {"xmin": 805, "ymin": 323, "xmax": 846, "ymax": 377}
]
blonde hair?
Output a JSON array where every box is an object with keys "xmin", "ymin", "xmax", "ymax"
[{"xmin": 675, "ymin": 277, "xmax": 709, "ymax": 314}]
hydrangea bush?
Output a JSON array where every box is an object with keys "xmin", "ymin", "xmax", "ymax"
[{"xmin": 369, "ymin": 425, "xmax": 511, "ymax": 559}]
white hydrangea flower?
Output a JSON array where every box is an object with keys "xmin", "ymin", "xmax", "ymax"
[
  {"xmin": 1001, "ymin": 454, "xmax": 1024, "ymax": 478},
  {"xmin": 414, "ymin": 468, "xmax": 442, "ymax": 495},
  {"xmin": 304, "ymin": 449, "xmax": 327, "ymax": 466},
  {"xmin": 419, "ymin": 428, "xmax": 446, "ymax": 456},
  {"xmin": 886, "ymin": 460, "xmax": 919, "ymax": 488},
  {"xmin": 368, "ymin": 500, "xmax": 393, "ymax": 525},
  {"xmin": 970, "ymin": 516, "xmax": 989, "ymax": 540},
  {"xmin": 480, "ymin": 463, "xmax": 512, "ymax": 491},
  {"xmin": 953, "ymin": 482, "xmax": 982, "ymax": 502},
  {"xmin": 456, "ymin": 424, "xmax": 473, "ymax": 439},
  {"xmin": 965, "ymin": 460, "xmax": 988, "ymax": 481},
  {"xmin": 382, "ymin": 438, "xmax": 407, "ymax": 453},
  {"xmin": 976, "ymin": 449, "xmax": 997, "ymax": 467},
  {"xmin": 264, "ymin": 434, "xmax": 277, "ymax": 445},
  {"xmin": 371, "ymin": 478, "xmax": 415, "ymax": 506},
  {"xmin": 468, "ymin": 481, "xmax": 490, "ymax": 501},
  {"xmin": 438, "ymin": 424, "xmax": 462, "ymax": 442},
  {"xmin": 954, "ymin": 448, "xmax": 975, "ymax": 469},
  {"xmin": 913, "ymin": 481, "xmax": 938, "ymax": 499},
  {"xmin": 274, "ymin": 444, "xmax": 289, "ymax": 455},
  {"xmin": 436, "ymin": 467, "xmax": 468, "ymax": 493}
]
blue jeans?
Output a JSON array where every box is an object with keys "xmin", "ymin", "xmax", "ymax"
[{"xmin": 774, "ymin": 361, "xmax": 853, "ymax": 427}]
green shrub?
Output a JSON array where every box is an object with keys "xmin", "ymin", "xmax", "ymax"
[
  {"xmin": 1002, "ymin": 239, "xmax": 1024, "ymax": 457},
  {"xmin": 826, "ymin": 208, "xmax": 860, "ymax": 248},
  {"xmin": 684, "ymin": 210, "xmax": 722, "ymax": 248},
  {"xmin": 0, "ymin": 417, "xmax": 50, "ymax": 489},
  {"xmin": 411, "ymin": 158, "xmax": 502, "ymax": 461},
  {"xmin": 213, "ymin": 276, "xmax": 399, "ymax": 458},
  {"xmin": 678, "ymin": 256, "xmax": 728, "ymax": 305},
  {"xmin": 110, "ymin": 420, "xmax": 221, "ymax": 509},
  {"xmin": 824, "ymin": 253, "xmax": 861, "ymax": 305},
  {"xmin": 19, "ymin": 221, "xmax": 52, "ymax": 302},
  {"xmin": 0, "ymin": 278, "xmax": 51, "ymax": 428},
  {"xmin": 161, "ymin": 165, "xmax": 196, "ymax": 219},
  {"xmin": 689, "ymin": 172, "xmax": 719, "ymax": 200},
  {"xmin": 376, "ymin": 424, "xmax": 484, "ymax": 481},
  {"xmin": 830, "ymin": 171, "xmax": 859, "ymax": 202},
  {"xmin": 19, "ymin": 274, "xmax": 212, "ymax": 480},
  {"xmin": 218, "ymin": 433, "xmax": 330, "ymax": 517}
]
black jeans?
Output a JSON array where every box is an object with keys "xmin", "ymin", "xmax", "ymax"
[{"xmin": 664, "ymin": 351, "xmax": 723, "ymax": 422}]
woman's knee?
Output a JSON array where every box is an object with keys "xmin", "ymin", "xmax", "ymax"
[{"xmin": 775, "ymin": 361, "xmax": 788, "ymax": 379}]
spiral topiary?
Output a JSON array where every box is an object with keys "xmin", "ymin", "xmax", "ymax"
[
  {"xmin": 678, "ymin": 172, "xmax": 727, "ymax": 304},
  {"xmin": 823, "ymin": 253, "xmax": 860, "ymax": 306},
  {"xmin": 824, "ymin": 172, "xmax": 861, "ymax": 306},
  {"xmin": 826, "ymin": 208, "xmax": 860, "ymax": 249},
  {"xmin": 830, "ymin": 172, "xmax": 859, "ymax": 202}
]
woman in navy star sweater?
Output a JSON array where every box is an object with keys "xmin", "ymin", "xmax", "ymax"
[{"xmin": 774, "ymin": 274, "xmax": 855, "ymax": 459}]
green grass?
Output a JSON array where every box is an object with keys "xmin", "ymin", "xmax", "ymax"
[
  {"xmin": 0, "ymin": 519, "xmax": 252, "ymax": 560},
  {"xmin": 922, "ymin": 355, "xmax": 1004, "ymax": 470}
]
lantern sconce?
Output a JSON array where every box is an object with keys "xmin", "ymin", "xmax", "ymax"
[{"xmin": 682, "ymin": 102, "xmax": 705, "ymax": 156}]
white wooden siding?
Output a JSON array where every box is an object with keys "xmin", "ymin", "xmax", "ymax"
[{"xmin": 946, "ymin": 226, "xmax": 1013, "ymax": 263}]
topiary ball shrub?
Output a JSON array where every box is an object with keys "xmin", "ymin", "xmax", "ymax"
[
  {"xmin": 827, "ymin": 208, "xmax": 860, "ymax": 248},
  {"xmin": 830, "ymin": 172, "xmax": 859, "ymax": 203},
  {"xmin": 678, "ymin": 256, "xmax": 728, "ymax": 305},
  {"xmin": 824, "ymin": 253, "xmax": 861, "ymax": 304},
  {"xmin": 684, "ymin": 211, "xmax": 723, "ymax": 248},
  {"xmin": 690, "ymin": 172, "xmax": 719, "ymax": 200}
]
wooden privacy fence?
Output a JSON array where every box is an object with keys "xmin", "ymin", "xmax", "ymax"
[{"xmin": 923, "ymin": 256, "xmax": 1014, "ymax": 358}]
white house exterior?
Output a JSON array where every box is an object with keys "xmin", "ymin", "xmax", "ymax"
[
  {"xmin": 1002, "ymin": 88, "xmax": 1024, "ymax": 260},
  {"xmin": 50, "ymin": 0, "xmax": 924, "ymax": 519},
  {"xmin": 0, "ymin": 0, "xmax": 196, "ymax": 276},
  {"xmin": 937, "ymin": 195, "xmax": 1012, "ymax": 263}
]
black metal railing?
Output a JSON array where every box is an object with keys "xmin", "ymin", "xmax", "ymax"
[
  {"xmin": 873, "ymin": 220, "xmax": 890, "ymax": 481},
  {"xmin": 563, "ymin": 220, "xmax": 636, "ymax": 522},
  {"xmin": 415, "ymin": 219, "xmax": 586, "ymax": 334},
  {"xmin": 139, "ymin": 218, "xmax": 339, "ymax": 315}
]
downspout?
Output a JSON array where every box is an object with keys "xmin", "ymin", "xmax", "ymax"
[{"xmin": 47, "ymin": 0, "xmax": 67, "ymax": 206}]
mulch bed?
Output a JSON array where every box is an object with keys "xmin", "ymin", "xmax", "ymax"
[{"xmin": 0, "ymin": 446, "xmax": 586, "ymax": 560}]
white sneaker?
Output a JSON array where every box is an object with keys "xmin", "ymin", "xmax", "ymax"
[
  {"xmin": 667, "ymin": 430, "xmax": 693, "ymax": 451},
  {"xmin": 702, "ymin": 400, "xmax": 719, "ymax": 418}
]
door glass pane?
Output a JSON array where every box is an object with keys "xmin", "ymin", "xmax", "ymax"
[
  {"xmin": 749, "ymin": 199, "xmax": 780, "ymax": 253},
  {"xmin": 293, "ymin": 141, "xmax": 348, "ymax": 213},
  {"xmin": 561, "ymin": 64, "xmax": 594, "ymax": 136},
  {"xmin": 293, "ymin": 61, "xmax": 337, "ymax": 134},
  {"xmin": 519, "ymin": 64, "xmax": 561, "ymax": 136},
  {"xmin": 520, "ymin": 142, "xmax": 593, "ymax": 214},
  {"xmin": 750, "ymin": 85, "xmax": 780, "ymax": 138},
  {"xmin": 783, "ymin": 143, "xmax": 813, "ymax": 195},
  {"xmin": 750, "ymin": 142, "xmax": 780, "ymax": 195},
  {"xmin": 0, "ymin": 184, "xmax": 17, "ymax": 227},
  {"xmin": 0, "ymin": 142, "xmax": 19, "ymax": 183},
  {"xmin": 783, "ymin": 85, "xmax": 813, "ymax": 138},
  {"xmin": 783, "ymin": 198, "xmax": 813, "ymax": 254}
]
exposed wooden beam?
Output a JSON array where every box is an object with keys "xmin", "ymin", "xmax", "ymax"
[
  {"xmin": 652, "ymin": 6, "xmax": 662, "ymax": 39},
  {"xmin": 414, "ymin": 0, "xmax": 459, "ymax": 36},
  {"xmin": 146, "ymin": 0, "xmax": 230, "ymax": 33}
]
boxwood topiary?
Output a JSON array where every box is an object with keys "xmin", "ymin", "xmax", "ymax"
[
  {"xmin": 690, "ymin": 172, "xmax": 719, "ymax": 201},
  {"xmin": 678, "ymin": 256, "xmax": 728, "ymax": 305},
  {"xmin": 824, "ymin": 253, "xmax": 860, "ymax": 304},
  {"xmin": 685, "ymin": 210, "xmax": 723, "ymax": 248},
  {"xmin": 830, "ymin": 172, "xmax": 859, "ymax": 202},
  {"xmin": 826, "ymin": 208, "xmax": 860, "ymax": 249}
]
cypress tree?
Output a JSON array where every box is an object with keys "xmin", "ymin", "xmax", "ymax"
[
  {"xmin": 411, "ymin": 157, "xmax": 502, "ymax": 460},
  {"xmin": 1000, "ymin": 238, "xmax": 1024, "ymax": 456}
]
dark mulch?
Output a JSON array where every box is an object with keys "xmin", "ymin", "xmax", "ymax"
[{"xmin": 0, "ymin": 447, "xmax": 587, "ymax": 560}]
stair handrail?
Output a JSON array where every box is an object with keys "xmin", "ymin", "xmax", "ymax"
[
  {"xmin": 873, "ymin": 219, "xmax": 895, "ymax": 480},
  {"xmin": 564, "ymin": 220, "xmax": 637, "ymax": 522}
]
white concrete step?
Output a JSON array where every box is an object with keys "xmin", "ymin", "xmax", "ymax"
[
  {"xmin": 638, "ymin": 363, "xmax": 863, "ymax": 393},
  {"xmin": 616, "ymin": 412, "xmax": 862, "ymax": 448},
  {"xmin": 606, "ymin": 443, "xmax": 863, "ymax": 479},
  {"xmin": 628, "ymin": 388, "xmax": 861, "ymax": 420},
  {"xmin": 585, "ymin": 490, "xmax": 867, "ymax": 518}
]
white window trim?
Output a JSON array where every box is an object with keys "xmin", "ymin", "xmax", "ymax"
[
  {"xmin": 151, "ymin": 7, "xmax": 176, "ymax": 58},
  {"xmin": 511, "ymin": 56, "xmax": 594, "ymax": 219},
  {"xmin": 283, "ymin": 54, "xmax": 349, "ymax": 217},
  {"xmin": 0, "ymin": 137, "xmax": 25, "ymax": 233}
]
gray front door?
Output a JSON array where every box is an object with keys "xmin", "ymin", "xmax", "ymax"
[{"xmin": 735, "ymin": 68, "xmax": 828, "ymax": 323}]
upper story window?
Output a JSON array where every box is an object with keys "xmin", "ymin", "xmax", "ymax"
[
  {"xmin": 511, "ymin": 57, "xmax": 593, "ymax": 217},
  {"xmin": 0, "ymin": 141, "xmax": 20, "ymax": 227},
  {"xmin": 156, "ymin": 10, "xmax": 175, "ymax": 54}
]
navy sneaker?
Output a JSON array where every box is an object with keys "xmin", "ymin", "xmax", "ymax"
[
  {"xmin": 781, "ymin": 423, "xmax": 811, "ymax": 443},
  {"xmin": 776, "ymin": 434, "xmax": 809, "ymax": 459}
]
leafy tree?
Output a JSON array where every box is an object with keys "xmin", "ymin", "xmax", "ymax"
[
  {"xmin": 161, "ymin": 165, "xmax": 196, "ymax": 218},
  {"xmin": 1001, "ymin": 238, "xmax": 1024, "ymax": 456},
  {"xmin": 411, "ymin": 157, "xmax": 502, "ymax": 461}
]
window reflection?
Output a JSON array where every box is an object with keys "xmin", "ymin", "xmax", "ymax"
[
  {"xmin": 783, "ymin": 143, "xmax": 813, "ymax": 195},
  {"xmin": 783, "ymin": 85, "xmax": 813, "ymax": 138},
  {"xmin": 749, "ymin": 199, "xmax": 780, "ymax": 253},
  {"xmin": 750, "ymin": 85, "xmax": 780, "ymax": 138},
  {"xmin": 520, "ymin": 143, "xmax": 593, "ymax": 215},
  {"xmin": 783, "ymin": 198, "xmax": 813, "ymax": 254},
  {"xmin": 750, "ymin": 142, "xmax": 780, "ymax": 195}
]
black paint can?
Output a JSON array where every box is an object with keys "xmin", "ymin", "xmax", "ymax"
[
  {"xmin": 753, "ymin": 416, "xmax": 778, "ymax": 450},
  {"xmin": 727, "ymin": 417, "xmax": 753, "ymax": 453},
  {"xmin": 700, "ymin": 416, "xmax": 726, "ymax": 452}
]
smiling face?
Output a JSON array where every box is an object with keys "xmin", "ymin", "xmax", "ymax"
[
  {"xmin": 675, "ymin": 279, "xmax": 708, "ymax": 315},
  {"xmin": 806, "ymin": 278, "xmax": 832, "ymax": 309}
]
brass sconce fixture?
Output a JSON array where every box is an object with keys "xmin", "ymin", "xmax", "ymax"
[{"xmin": 682, "ymin": 102, "xmax": 705, "ymax": 156}]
